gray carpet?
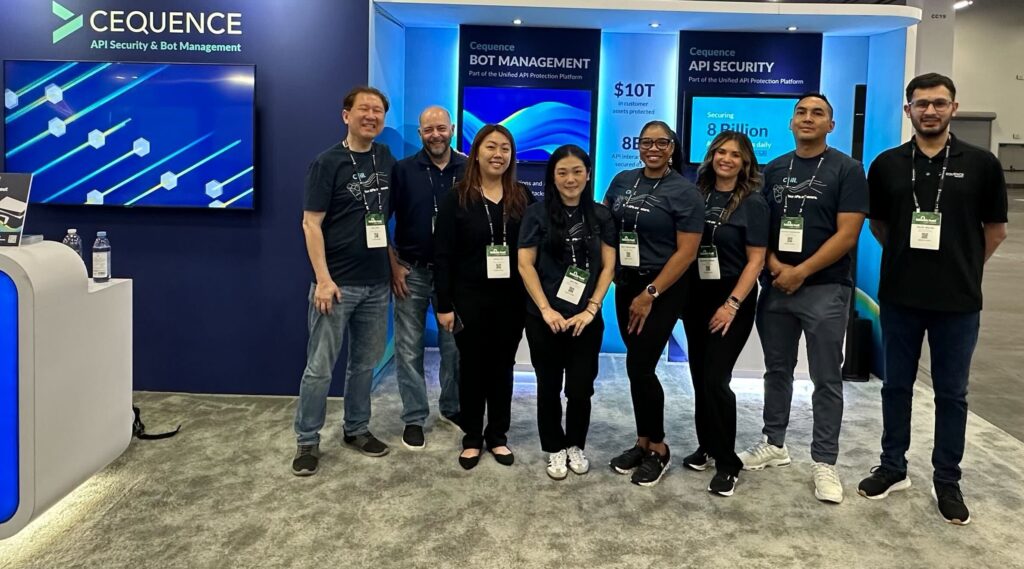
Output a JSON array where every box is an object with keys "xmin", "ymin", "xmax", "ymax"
[{"xmin": 2, "ymin": 352, "xmax": 1022, "ymax": 569}]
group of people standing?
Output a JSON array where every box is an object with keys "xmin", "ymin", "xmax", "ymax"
[{"xmin": 290, "ymin": 72, "xmax": 1007, "ymax": 527}]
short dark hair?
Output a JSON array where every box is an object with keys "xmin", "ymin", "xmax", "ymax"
[
  {"xmin": 905, "ymin": 73, "xmax": 957, "ymax": 102},
  {"xmin": 343, "ymin": 86, "xmax": 390, "ymax": 113},
  {"xmin": 794, "ymin": 93, "xmax": 833, "ymax": 118}
]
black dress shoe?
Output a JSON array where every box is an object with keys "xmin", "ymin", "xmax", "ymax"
[
  {"xmin": 459, "ymin": 450, "xmax": 481, "ymax": 470},
  {"xmin": 488, "ymin": 446, "xmax": 515, "ymax": 466}
]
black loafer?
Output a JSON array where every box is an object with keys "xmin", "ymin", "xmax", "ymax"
[
  {"xmin": 488, "ymin": 447, "xmax": 515, "ymax": 466},
  {"xmin": 459, "ymin": 450, "xmax": 482, "ymax": 470}
]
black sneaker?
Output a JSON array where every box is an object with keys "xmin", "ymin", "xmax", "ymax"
[
  {"xmin": 857, "ymin": 466, "xmax": 911, "ymax": 499},
  {"xmin": 682, "ymin": 448, "xmax": 714, "ymax": 471},
  {"xmin": 291, "ymin": 443, "xmax": 320, "ymax": 476},
  {"xmin": 932, "ymin": 482, "xmax": 971, "ymax": 525},
  {"xmin": 610, "ymin": 445, "xmax": 646, "ymax": 474},
  {"xmin": 708, "ymin": 471, "xmax": 738, "ymax": 497},
  {"xmin": 402, "ymin": 425, "xmax": 425, "ymax": 450},
  {"xmin": 631, "ymin": 446, "xmax": 671, "ymax": 487},
  {"xmin": 343, "ymin": 432, "xmax": 390, "ymax": 457}
]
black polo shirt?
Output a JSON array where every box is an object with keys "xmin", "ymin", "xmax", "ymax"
[
  {"xmin": 390, "ymin": 149, "xmax": 467, "ymax": 265},
  {"xmin": 868, "ymin": 135, "xmax": 1008, "ymax": 312},
  {"xmin": 303, "ymin": 141, "xmax": 396, "ymax": 286}
]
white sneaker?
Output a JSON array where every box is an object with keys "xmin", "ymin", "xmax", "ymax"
[
  {"xmin": 812, "ymin": 462, "xmax": 844, "ymax": 504},
  {"xmin": 546, "ymin": 449, "xmax": 569, "ymax": 480},
  {"xmin": 738, "ymin": 437, "xmax": 792, "ymax": 471},
  {"xmin": 566, "ymin": 446, "xmax": 590, "ymax": 475}
]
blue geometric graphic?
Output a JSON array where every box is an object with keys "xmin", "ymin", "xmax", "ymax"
[
  {"xmin": 461, "ymin": 86, "xmax": 591, "ymax": 162},
  {"xmin": 0, "ymin": 271, "xmax": 18, "ymax": 524},
  {"xmin": 3, "ymin": 60, "xmax": 255, "ymax": 209}
]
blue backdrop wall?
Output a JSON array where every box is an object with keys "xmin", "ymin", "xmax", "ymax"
[{"xmin": 0, "ymin": 0, "xmax": 370, "ymax": 395}]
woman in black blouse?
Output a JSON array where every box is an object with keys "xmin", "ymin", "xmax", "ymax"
[
  {"xmin": 604, "ymin": 120, "xmax": 704, "ymax": 486},
  {"xmin": 680, "ymin": 131, "xmax": 768, "ymax": 497},
  {"xmin": 518, "ymin": 145, "xmax": 617, "ymax": 480},
  {"xmin": 434, "ymin": 124, "xmax": 531, "ymax": 470}
]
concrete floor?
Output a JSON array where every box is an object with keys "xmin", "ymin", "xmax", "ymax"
[{"xmin": 926, "ymin": 187, "xmax": 1024, "ymax": 440}]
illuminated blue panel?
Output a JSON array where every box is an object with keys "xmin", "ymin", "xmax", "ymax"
[
  {"xmin": 0, "ymin": 271, "xmax": 18, "ymax": 523},
  {"xmin": 687, "ymin": 96, "xmax": 799, "ymax": 164}
]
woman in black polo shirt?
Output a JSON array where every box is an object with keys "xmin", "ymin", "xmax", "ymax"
[
  {"xmin": 434, "ymin": 124, "xmax": 531, "ymax": 470},
  {"xmin": 680, "ymin": 131, "xmax": 768, "ymax": 497},
  {"xmin": 604, "ymin": 120, "xmax": 704, "ymax": 486},
  {"xmin": 518, "ymin": 145, "xmax": 617, "ymax": 480}
]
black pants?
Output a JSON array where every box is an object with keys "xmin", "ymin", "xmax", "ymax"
[
  {"xmin": 681, "ymin": 275, "xmax": 757, "ymax": 476},
  {"xmin": 525, "ymin": 313, "xmax": 604, "ymax": 452},
  {"xmin": 615, "ymin": 269, "xmax": 689, "ymax": 444},
  {"xmin": 453, "ymin": 290, "xmax": 525, "ymax": 449}
]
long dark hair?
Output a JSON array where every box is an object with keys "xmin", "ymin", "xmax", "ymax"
[
  {"xmin": 456, "ymin": 123, "xmax": 527, "ymax": 220},
  {"xmin": 640, "ymin": 120, "xmax": 684, "ymax": 175},
  {"xmin": 543, "ymin": 144, "xmax": 599, "ymax": 263},
  {"xmin": 694, "ymin": 130, "xmax": 762, "ymax": 222}
]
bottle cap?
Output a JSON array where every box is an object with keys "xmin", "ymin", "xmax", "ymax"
[
  {"xmin": 97, "ymin": 231, "xmax": 107, "ymax": 237},
  {"xmin": 68, "ymin": 228, "xmax": 77, "ymax": 234}
]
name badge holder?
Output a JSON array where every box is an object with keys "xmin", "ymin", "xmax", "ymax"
[
  {"xmin": 556, "ymin": 224, "xmax": 591, "ymax": 304},
  {"xmin": 482, "ymin": 198, "xmax": 510, "ymax": 279},
  {"xmin": 617, "ymin": 170, "xmax": 667, "ymax": 269},
  {"xmin": 778, "ymin": 151, "xmax": 826, "ymax": 254},
  {"xmin": 365, "ymin": 213, "xmax": 387, "ymax": 248},
  {"xmin": 909, "ymin": 139, "xmax": 950, "ymax": 251},
  {"xmin": 346, "ymin": 142, "xmax": 388, "ymax": 250},
  {"xmin": 697, "ymin": 245, "xmax": 721, "ymax": 280}
]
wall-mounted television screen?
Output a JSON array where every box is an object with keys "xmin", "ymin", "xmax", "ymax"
[
  {"xmin": 461, "ymin": 86, "xmax": 591, "ymax": 162},
  {"xmin": 686, "ymin": 94, "xmax": 799, "ymax": 165},
  {"xmin": 3, "ymin": 60, "xmax": 255, "ymax": 209}
]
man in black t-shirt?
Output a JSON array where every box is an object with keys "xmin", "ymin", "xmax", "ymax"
[
  {"xmin": 738, "ymin": 94, "xmax": 868, "ymax": 505},
  {"xmin": 292, "ymin": 86, "xmax": 398, "ymax": 476},
  {"xmin": 857, "ymin": 74, "xmax": 1008, "ymax": 526}
]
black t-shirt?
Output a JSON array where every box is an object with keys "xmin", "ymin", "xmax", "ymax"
[
  {"xmin": 519, "ymin": 201, "xmax": 617, "ymax": 318},
  {"xmin": 604, "ymin": 168, "xmax": 704, "ymax": 270},
  {"xmin": 762, "ymin": 148, "xmax": 868, "ymax": 287},
  {"xmin": 868, "ymin": 135, "xmax": 1008, "ymax": 312},
  {"xmin": 701, "ymin": 190, "xmax": 770, "ymax": 279},
  {"xmin": 390, "ymin": 149, "xmax": 467, "ymax": 264},
  {"xmin": 433, "ymin": 185, "xmax": 534, "ymax": 313},
  {"xmin": 303, "ymin": 141, "xmax": 397, "ymax": 286}
]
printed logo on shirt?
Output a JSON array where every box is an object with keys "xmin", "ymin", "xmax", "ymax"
[
  {"xmin": 946, "ymin": 171, "xmax": 965, "ymax": 178},
  {"xmin": 771, "ymin": 177, "xmax": 825, "ymax": 205},
  {"xmin": 614, "ymin": 192, "xmax": 662, "ymax": 215},
  {"xmin": 346, "ymin": 171, "xmax": 389, "ymax": 202}
]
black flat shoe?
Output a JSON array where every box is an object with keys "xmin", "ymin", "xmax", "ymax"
[
  {"xmin": 459, "ymin": 450, "xmax": 481, "ymax": 470},
  {"xmin": 488, "ymin": 446, "xmax": 515, "ymax": 466}
]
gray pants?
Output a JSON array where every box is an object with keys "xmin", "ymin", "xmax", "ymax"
[{"xmin": 756, "ymin": 283, "xmax": 851, "ymax": 465}]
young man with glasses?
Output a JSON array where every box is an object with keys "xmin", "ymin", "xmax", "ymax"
[
  {"xmin": 738, "ymin": 93, "xmax": 868, "ymax": 504},
  {"xmin": 857, "ymin": 73, "xmax": 1008, "ymax": 525}
]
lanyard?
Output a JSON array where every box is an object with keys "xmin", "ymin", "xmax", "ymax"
[
  {"xmin": 344, "ymin": 142, "xmax": 382, "ymax": 214},
  {"xmin": 703, "ymin": 190, "xmax": 731, "ymax": 246},
  {"xmin": 481, "ymin": 194, "xmax": 506, "ymax": 246},
  {"xmin": 424, "ymin": 167, "xmax": 457, "ymax": 215},
  {"xmin": 782, "ymin": 149, "xmax": 827, "ymax": 218},
  {"xmin": 565, "ymin": 208, "xmax": 589, "ymax": 271},
  {"xmin": 911, "ymin": 138, "xmax": 952, "ymax": 214},
  {"xmin": 625, "ymin": 169, "xmax": 668, "ymax": 231}
]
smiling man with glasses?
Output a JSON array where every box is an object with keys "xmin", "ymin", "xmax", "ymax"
[{"xmin": 858, "ymin": 73, "xmax": 1008, "ymax": 525}]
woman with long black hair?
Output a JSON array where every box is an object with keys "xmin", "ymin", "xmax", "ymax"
[
  {"xmin": 680, "ymin": 131, "xmax": 768, "ymax": 497},
  {"xmin": 518, "ymin": 144, "xmax": 617, "ymax": 480},
  {"xmin": 434, "ymin": 124, "xmax": 532, "ymax": 470},
  {"xmin": 604, "ymin": 120, "xmax": 703, "ymax": 486}
]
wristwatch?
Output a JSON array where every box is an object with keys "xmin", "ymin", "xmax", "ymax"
[{"xmin": 646, "ymin": 284, "xmax": 659, "ymax": 299}]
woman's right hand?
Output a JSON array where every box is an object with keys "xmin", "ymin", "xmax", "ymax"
[
  {"xmin": 540, "ymin": 307, "xmax": 568, "ymax": 334},
  {"xmin": 437, "ymin": 312, "xmax": 456, "ymax": 333}
]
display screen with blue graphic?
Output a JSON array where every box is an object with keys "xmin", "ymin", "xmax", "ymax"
[
  {"xmin": 3, "ymin": 60, "xmax": 255, "ymax": 209},
  {"xmin": 0, "ymin": 272, "xmax": 17, "ymax": 524},
  {"xmin": 687, "ymin": 95, "xmax": 799, "ymax": 165},
  {"xmin": 461, "ymin": 87, "xmax": 591, "ymax": 162}
]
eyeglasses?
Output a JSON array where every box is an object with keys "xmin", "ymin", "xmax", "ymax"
[
  {"xmin": 910, "ymin": 99, "xmax": 953, "ymax": 112},
  {"xmin": 639, "ymin": 137, "xmax": 673, "ymax": 150}
]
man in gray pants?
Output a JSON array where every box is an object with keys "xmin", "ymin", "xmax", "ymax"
[{"xmin": 737, "ymin": 93, "xmax": 868, "ymax": 503}]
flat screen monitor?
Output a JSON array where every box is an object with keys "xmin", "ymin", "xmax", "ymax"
[
  {"xmin": 461, "ymin": 86, "xmax": 591, "ymax": 162},
  {"xmin": 3, "ymin": 60, "xmax": 255, "ymax": 209},
  {"xmin": 686, "ymin": 94, "xmax": 799, "ymax": 165}
]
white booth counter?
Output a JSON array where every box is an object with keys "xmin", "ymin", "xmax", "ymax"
[{"xmin": 0, "ymin": 241, "xmax": 132, "ymax": 540}]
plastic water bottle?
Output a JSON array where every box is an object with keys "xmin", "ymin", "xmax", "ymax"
[
  {"xmin": 92, "ymin": 231, "xmax": 111, "ymax": 283},
  {"xmin": 61, "ymin": 228, "xmax": 83, "ymax": 259}
]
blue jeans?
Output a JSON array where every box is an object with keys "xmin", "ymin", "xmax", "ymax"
[
  {"xmin": 879, "ymin": 301, "xmax": 979, "ymax": 484},
  {"xmin": 294, "ymin": 282, "xmax": 389, "ymax": 444},
  {"xmin": 393, "ymin": 264, "xmax": 460, "ymax": 425}
]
